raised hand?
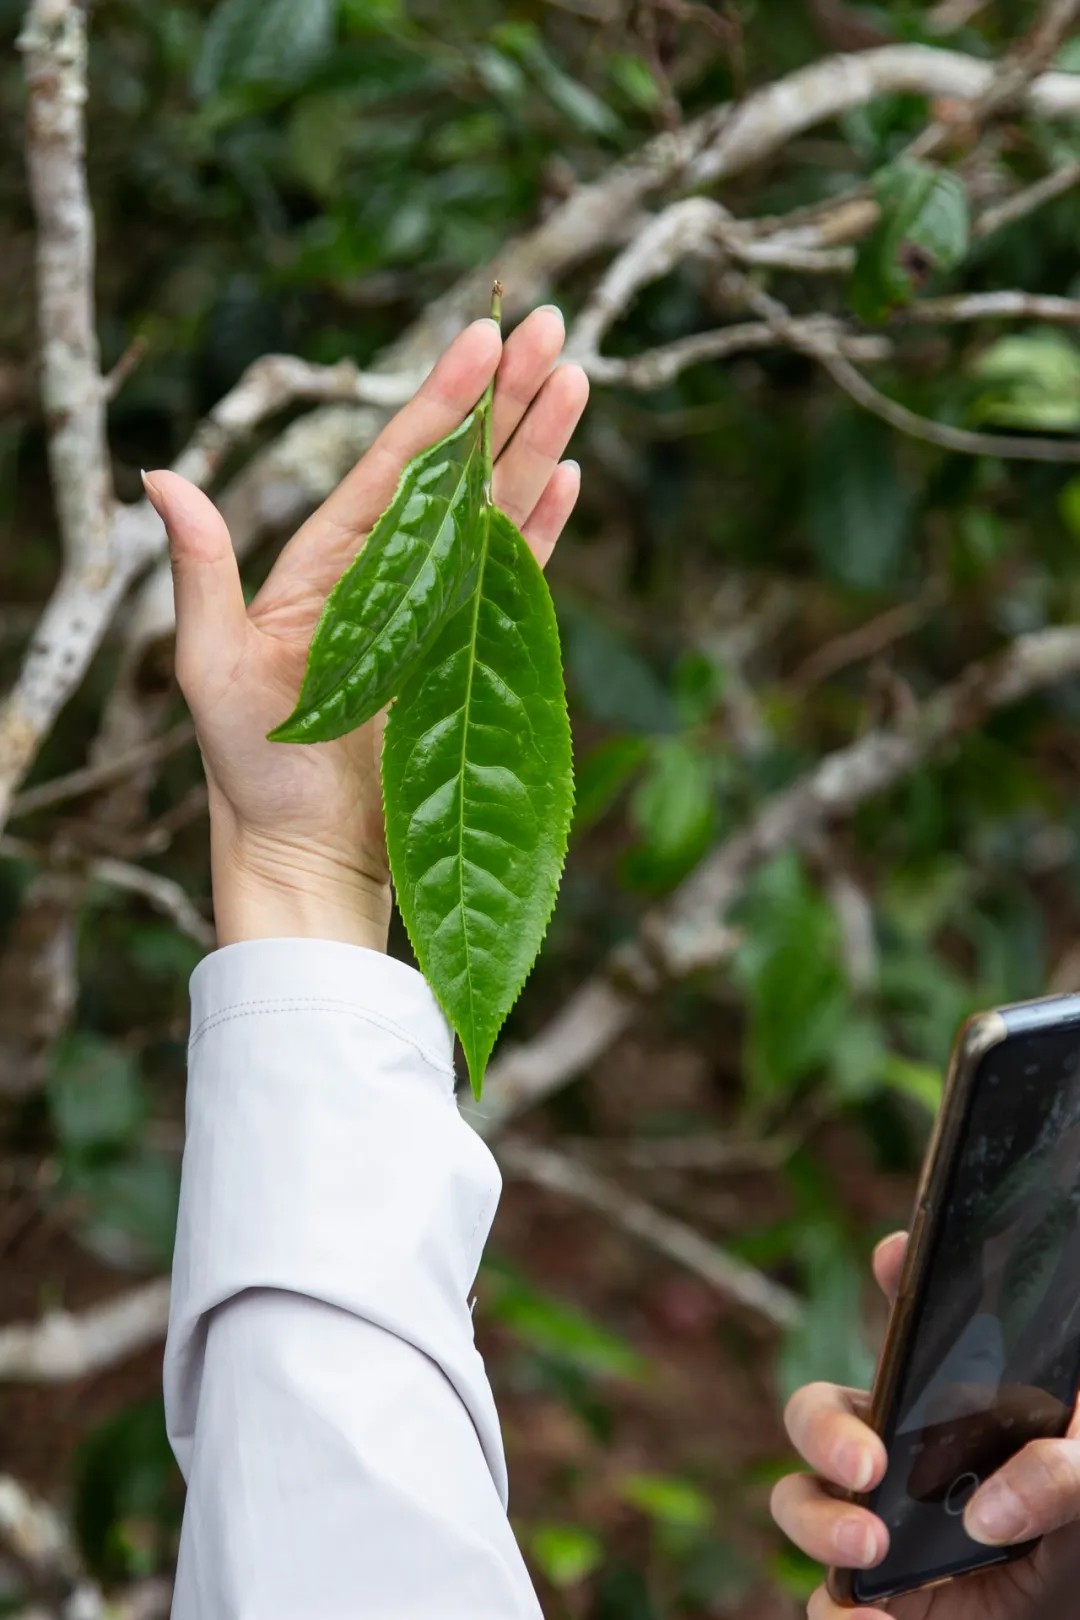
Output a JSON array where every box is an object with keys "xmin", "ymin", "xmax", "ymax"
[{"xmin": 143, "ymin": 308, "xmax": 587, "ymax": 951}]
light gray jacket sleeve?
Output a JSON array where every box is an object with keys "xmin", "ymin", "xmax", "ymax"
[{"xmin": 164, "ymin": 937, "xmax": 542, "ymax": 1619}]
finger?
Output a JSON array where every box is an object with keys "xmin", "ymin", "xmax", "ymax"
[
  {"xmin": 520, "ymin": 459, "xmax": 581, "ymax": 569},
  {"xmin": 873, "ymin": 1231, "xmax": 908, "ymax": 1304},
  {"xmin": 771, "ymin": 1474, "xmax": 887, "ymax": 1569},
  {"xmin": 784, "ymin": 1382, "xmax": 885, "ymax": 1493},
  {"xmin": 808, "ymin": 1583, "xmax": 891, "ymax": 1620},
  {"xmin": 142, "ymin": 470, "xmax": 248, "ymax": 698},
  {"xmin": 266, "ymin": 318, "xmax": 503, "ymax": 593},
  {"xmin": 492, "ymin": 364, "xmax": 590, "ymax": 528},
  {"xmin": 490, "ymin": 305, "xmax": 567, "ymax": 459},
  {"xmin": 966, "ymin": 1436, "xmax": 1080, "ymax": 1546}
]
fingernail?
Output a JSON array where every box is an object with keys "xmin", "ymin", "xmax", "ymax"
[
  {"xmin": 836, "ymin": 1518, "xmax": 877, "ymax": 1567},
  {"xmin": 140, "ymin": 469, "xmax": 164, "ymax": 509},
  {"xmin": 966, "ymin": 1482, "xmax": 1029, "ymax": 1545},
  {"xmin": 535, "ymin": 302, "xmax": 564, "ymax": 325},
  {"xmin": 835, "ymin": 1442, "xmax": 875, "ymax": 1492},
  {"xmin": 562, "ymin": 458, "xmax": 581, "ymax": 478},
  {"xmin": 475, "ymin": 317, "xmax": 502, "ymax": 333}
]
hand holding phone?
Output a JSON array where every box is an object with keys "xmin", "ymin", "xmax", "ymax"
[{"xmin": 774, "ymin": 1240, "xmax": 1080, "ymax": 1620}]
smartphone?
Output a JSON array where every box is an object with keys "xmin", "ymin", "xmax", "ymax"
[{"xmin": 830, "ymin": 993, "xmax": 1080, "ymax": 1607}]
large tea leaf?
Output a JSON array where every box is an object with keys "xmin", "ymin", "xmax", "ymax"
[
  {"xmin": 194, "ymin": 0, "xmax": 337, "ymax": 100},
  {"xmin": 270, "ymin": 411, "xmax": 486, "ymax": 743},
  {"xmin": 382, "ymin": 505, "xmax": 573, "ymax": 1094}
]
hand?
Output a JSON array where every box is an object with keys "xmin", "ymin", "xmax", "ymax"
[
  {"xmin": 772, "ymin": 1233, "xmax": 1080, "ymax": 1620},
  {"xmin": 144, "ymin": 309, "xmax": 588, "ymax": 951}
]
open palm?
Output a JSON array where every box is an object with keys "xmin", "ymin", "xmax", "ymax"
[
  {"xmin": 145, "ymin": 309, "xmax": 587, "ymax": 940},
  {"xmin": 774, "ymin": 1234, "xmax": 1080, "ymax": 1620}
]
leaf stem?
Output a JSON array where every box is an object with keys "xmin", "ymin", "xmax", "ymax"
[{"xmin": 481, "ymin": 279, "xmax": 504, "ymax": 502}]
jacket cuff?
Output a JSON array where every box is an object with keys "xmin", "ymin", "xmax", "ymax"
[{"xmin": 189, "ymin": 938, "xmax": 455, "ymax": 1078}]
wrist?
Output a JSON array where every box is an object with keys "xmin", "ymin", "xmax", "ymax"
[{"xmin": 210, "ymin": 820, "xmax": 391, "ymax": 953}]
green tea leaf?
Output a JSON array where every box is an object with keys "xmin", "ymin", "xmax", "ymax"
[
  {"xmin": 383, "ymin": 504, "xmax": 573, "ymax": 1094},
  {"xmin": 49, "ymin": 1034, "xmax": 145, "ymax": 1156},
  {"xmin": 269, "ymin": 412, "xmax": 486, "ymax": 742},
  {"xmin": 194, "ymin": 0, "xmax": 337, "ymax": 100},
  {"xmin": 851, "ymin": 160, "xmax": 969, "ymax": 323},
  {"xmin": 970, "ymin": 330, "xmax": 1080, "ymax": 432},
  {"xmin": 529, "ymin": 1524, "xmax": 604, "ymax": 1589},
  {"xmin": 486, "ymin": 1268, "xmax": 648, "ymax": 1380},
  {"xmin": 807, "ymin": 410, "xmax": 914, "ymax": 592},
  {"xmin": 619, "ymin": 1473, "xmax": 713, "ymax": 1531}
]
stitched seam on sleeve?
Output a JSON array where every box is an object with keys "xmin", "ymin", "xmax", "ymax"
[{"xmin": 189, "ymin": 998, "xmax": 454, "ymax": 1076}]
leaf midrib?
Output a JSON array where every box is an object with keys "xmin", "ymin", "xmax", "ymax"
[{"xmin": 453, "ymin": 501, "xmax": 491, "ymax": 1049}]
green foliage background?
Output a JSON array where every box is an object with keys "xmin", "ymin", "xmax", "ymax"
[{"xmin": 3, "ymin": 1, "xmax": 1080, "ymax": 1615}]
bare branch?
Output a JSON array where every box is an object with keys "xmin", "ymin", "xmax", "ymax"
[
  {"xmin": 9, "ymin": 721, "xmax": 196, "ymax": 819},
  {"xmin": 0, "ymin": 0, "xmax": 119, "ymax": 828},
  {"xmin": 0, "ymin": 837, "xmax": 215, "ymax": 950},
  {"xmin": 89, "ymin": 858, "xmax": 214, "ymax": 949},
  {"xmin": 0, "ymin": 1278, "xmax": 170, "ymax": 1381},
  {"xmin": 687, "ymin": 46, "xmax": 1080, "ymax": 192},
  {"xmin": 170, "ymin": 353, "xmax": 423, "ymax": 493},
  {"xmin": 976, "ymin": 158, "xmax": 1080, "ymax": 237},
  {"xmin": 500, "ymin": 1138, "xmax": 802, "ymax": 1329},
  {"xmin": 816, "ymin": 346, "xmax": 1080, "ymax": 463},
  {"xmin": 585, "ymin": 317, "xmax": 889, "ymax": 389},
  {"xmin": 905, "ymin": 290, "xmax": 1080, "ymax": 324},
  {"xmin": 790, "ymin": 593, "xmax": 937, "ymax": 692}
]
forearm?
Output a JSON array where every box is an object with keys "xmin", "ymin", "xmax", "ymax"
[{"xmin": 165, "ymin": 937, "xmax": 541, "ymax": 1619}]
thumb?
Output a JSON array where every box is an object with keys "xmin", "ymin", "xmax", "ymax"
[
  {"xmin": 142, "ymin": 469, "xmax": 248, "ymax": 698},
  {"xmin": 966, "ymin": 1435, "xmax": 1080, "ymax": 1546}
]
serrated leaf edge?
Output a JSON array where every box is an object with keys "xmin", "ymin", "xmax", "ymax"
[{"xmin": 383, "ymin": 507, "xmax": 574, "ymax": 1098}]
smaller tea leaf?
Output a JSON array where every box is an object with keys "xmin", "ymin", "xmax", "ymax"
[
  {"xmin": 851, "ymin": 160, "xmax": 969, "ymax": 323},
  {"xmin": 382, "ymin": 505, "xmax": 573, "ymax": 1095},
  {"xmin": 270, "ymin": 410, "xmax": 486, "ymax": 743}
]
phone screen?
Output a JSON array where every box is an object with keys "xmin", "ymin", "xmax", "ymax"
[{"xmin": 854, "ymin": 1019, "xmax": 1080, "ymax": 1604}]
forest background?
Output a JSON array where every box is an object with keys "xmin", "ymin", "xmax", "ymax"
[{"xmin": 5, "ymin": 0, "xmax": 1080, "ymax": 1615}]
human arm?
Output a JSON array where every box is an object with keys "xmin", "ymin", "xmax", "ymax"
[{"xmin": 151, "ymin": 309, "xmax": 588, "ymax": 1617}]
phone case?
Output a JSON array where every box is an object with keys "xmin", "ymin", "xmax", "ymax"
[{"xmin": 827, "ymin": 996, "xmax": 1080, "ymax": 1607}]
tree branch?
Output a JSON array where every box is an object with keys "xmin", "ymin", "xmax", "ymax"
[
  {"xmin": 500, "ymin": 1138, "xmax": 802, "ymax": 1329},
  {"xmin": 816, "ymin": 346, "xmax": 1080, "ymax": 462},
  {"xmin": 0, "ymin": 1278, "xmax": 170, "ymax": 1381},
  {"xmin": 0, "ymin": 0, "xmax": 122, "ymax": 828}
]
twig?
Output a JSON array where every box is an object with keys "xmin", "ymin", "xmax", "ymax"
[
  {"xmin": 927, "ymin": 0, "xmax": 989, "ymax": 30},
  {"xmin": 656, "ymin": 625, "xmax": 1080, "ymax": 971},
  {"xmin": 566, "ymin": 1134, "xmax": 789, "ymax": 1171},
  {"xmin": 500, "ymin": 1138, "xmax": 802, "ymax": 1330},
  {"xmin": 976, "ymin": 159, "xmax": 1080, "ymax": 237},
  {"xmin": 89, "ymin": 858, "xmax": 214, "ymax": 949},
  {"xmin": 9, "ymin": 721, "xmax": 196, "ymax": 819},
  {"xmin": 0, "ymin": 1278, "xmax": 170, "ymax": 1381},
  {"xmin": 816, "ymin": 345, "xmax": 1080, "ymax": 463},
  {"xmin": 904, "ymin": 290, "xmax": 1080, "ymax": 324},
  {"xmin": 0, "ymin": 837, "xmax": 215, "ymax": 950},
  {"xmin": 585, "ymin": 317, "xmax": 888, "ymax": 389},
  {"xmin": 102, "ymin": 334, "xmax": 149, "ymax": 402},
  {"xmin": 169, "ymin": 353, "xmax": 422, "ymax": 493},
  {"xmin": 790, "ymin": 594, "xmax": 937, "ymax": 693}
]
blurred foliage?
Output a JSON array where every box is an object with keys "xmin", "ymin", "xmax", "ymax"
[{"xmin": 4, "ymin": 0, "xmax": 1080, "ymax": 1615}]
